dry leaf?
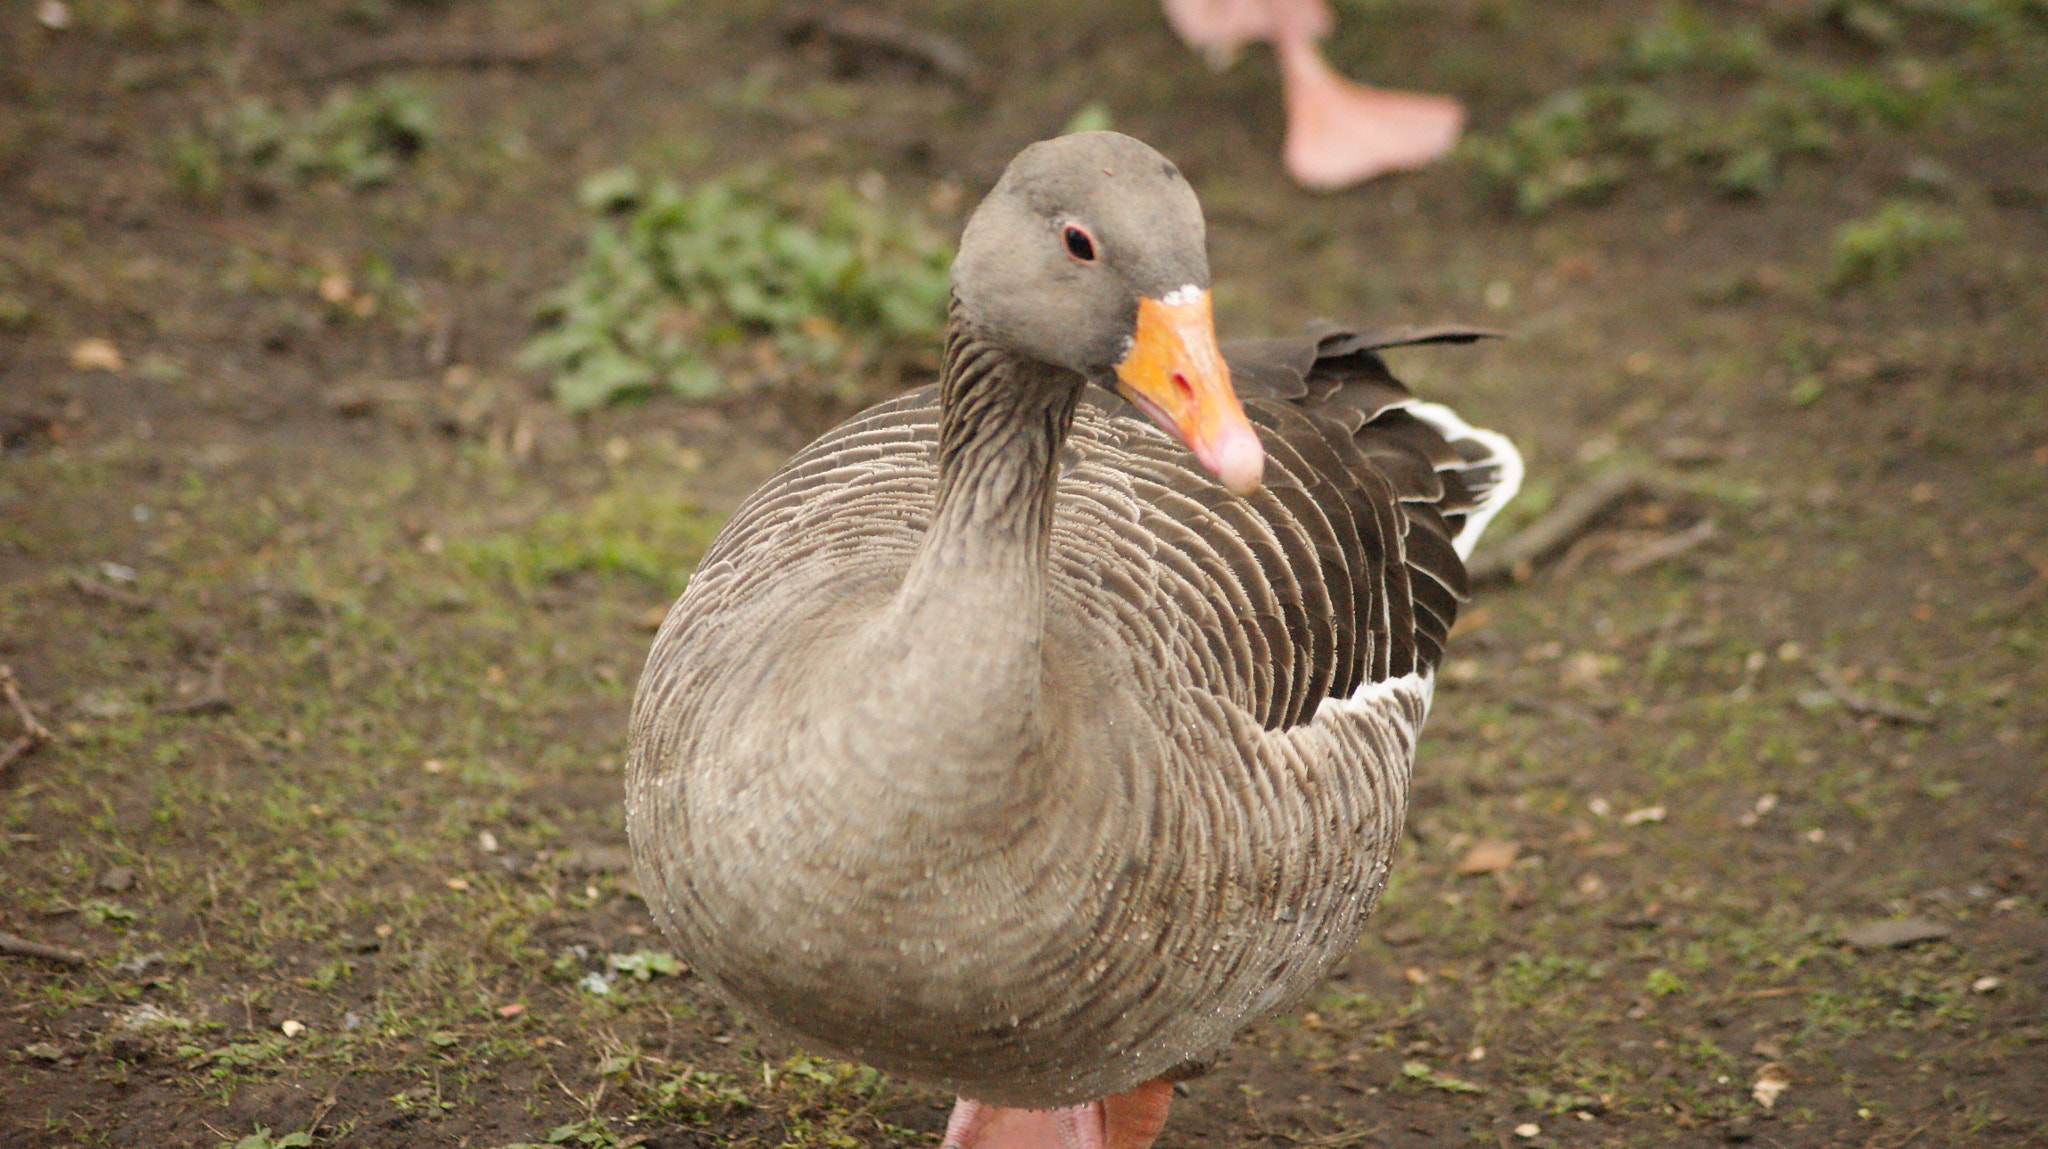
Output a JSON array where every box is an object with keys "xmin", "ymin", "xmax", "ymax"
[
  {"xmin": 69, "ymin": 337, "xmax": 125, "ymax": 372},
  {"xmin": 1456, "ymin": 839, "xmax": 1520, "ymax": 875}
]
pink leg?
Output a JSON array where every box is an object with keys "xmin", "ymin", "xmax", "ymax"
[{"xmin": 942, "ymin": 1078, "xmax": 1174, "ymax": 1149}]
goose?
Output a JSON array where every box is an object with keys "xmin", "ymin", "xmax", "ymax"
[
  {"xmin": 626, "ymin": 131, "xmax": 1520, "ymax": 1149},
  {"xmin": 1162, "ymin": 0, "xmax": 1465, "ymax": 189}
]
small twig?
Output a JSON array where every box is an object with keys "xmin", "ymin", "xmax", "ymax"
[
  {"xmin": 66, "ymin": 573, "xmax": 155, "ymax": 612},
  {"xmin": 0, "ymin": 735, "xmax": 35, "ymax": 773},
  {"xmin": 305, "ymin": 1091, "xmax": 339, "ymax": 1141},
  {"xmin": 1468, "ymin": 468, "xmax": 1664, "ymax": 584},
  {"xmin": 0, "ymin": 664, "xmax": 55, "ymax": 772},
  {"xmin": 1816, "ymin": 665, "xmax": 1936, "ymax": 727},
  {"xmin": 1999, "ymin": 546, "xmax": 2048, "ymax": 615},
  {"xmin": 1269, "ymin": 1124, "xmax": 1388, "ymax": 1149},
  {"xmin": 790, "ymin": 11, "xmax": 977, "ymax": 84},
  {"xmin": 0, "ymin": 930, "xmax": 87, "ymax": 966},
  {"xmin": 297, "ymin": 30, "xmax": 565, "ymax": 83},
  {"xmin": 1610, "ymin": 517, "xmax": 1718, "ymax": 575}
]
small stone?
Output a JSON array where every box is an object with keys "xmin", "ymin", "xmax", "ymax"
[
  {"xmin": 1514, "ymin": 1123, "xmax": 1540, "ymax": 1138},
  {"xmin": 1971, "ymin": 975, "xmax": 2002, "ymax": 994},
  {"xmin": 1752, "ymin": 1063, "xmax": 1790, "ymax": 1109},
  {"xmin": 24, "ymin": 1041, "xmax": 66, "ymax": 1061},
  {"xmin": 98, "ymin": 865, "xmax": 136, "ymax": 892},
  {"xmin": 280, "ymin": 1020, "xmax": 306, "ymax": 1038},
  {"xmin": 1841, "ymin": 917, "xmax": 1950, "ymax": 950}
]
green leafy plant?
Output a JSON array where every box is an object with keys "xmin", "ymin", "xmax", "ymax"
[
  {"xmin": 1400, "ymin": 1059, "xmax": 1487, "ymax": 1094},
  {"xmin": 497, "ymin": 1119, "xmax": 628, "ymax": 1149},
  {"xmin": 520, "ymin": 168, "xmax": 954, "ymax": 410},
  {"xmin": 606, "ymin": 948, "xmax": 680, "ymax": 981},
  {"xmin": 221, "ymin": 1127, "xmax": 311, "ymax": 1149},
  {"xmin": 172, "ymin": 80, "xmax": 433, "ymax": 197},
  {"xmin": 647, "ymin": 1067, "xmax": 756, "ymax": 1121}
]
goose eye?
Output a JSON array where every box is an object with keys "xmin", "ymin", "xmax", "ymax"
[{"xmin": 1062, "ymin": 224, "xmax": 1097, "ymax": 262}]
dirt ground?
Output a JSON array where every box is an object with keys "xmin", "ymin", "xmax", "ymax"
[{"xmin": 3, "ymin": 1, "xmax": 2045, "ymax": 1147}]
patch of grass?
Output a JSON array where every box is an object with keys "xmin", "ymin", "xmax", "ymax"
[
  {"xmin": 1466, "ymin": 77, "xmax": 1837, "ymax": 210},
  {"xmin": 1465, "ymin": 88, "xmax": 1631, "ymax": 213},
  {"xmin": 1828, "ymin": 199, "xmax": 1966, "ymax": 287},
  {"xmin": 444, "ymin": 480, "xmax": 724, "ymax": 594},
  {"xmin": 1461, "ymin": 0, "xmax": 2018, "ymax": 211},
  {"xmin": 519, "ymin": 167, "xmax": 954, "ymax": 410},
  {"xmin": 1644, "ymin": 966, "xmax": 1688, "ymax": 997},
  {"xmin": 1490, "ymin": 951, "xmax": 1602, "ymax": 1008}
]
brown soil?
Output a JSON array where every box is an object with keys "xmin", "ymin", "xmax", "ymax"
[{"xmin": 2, "ymin": 2, "xmax": 2044, "ymax": 1148}]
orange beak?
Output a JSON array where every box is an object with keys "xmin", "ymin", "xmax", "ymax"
[{"xmin": 1112, "ymin": 289, "xmax": 1265, "ymax": 495}]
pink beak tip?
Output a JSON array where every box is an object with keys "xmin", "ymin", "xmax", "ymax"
[{"xmin": 1203, "ymin": 423, "xmax": 1266, "ymax": 496}]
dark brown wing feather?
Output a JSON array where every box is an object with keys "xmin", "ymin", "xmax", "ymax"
[{"xmin": 1087, "ymin": 323, "xmax": 1503, "ymax": 730}]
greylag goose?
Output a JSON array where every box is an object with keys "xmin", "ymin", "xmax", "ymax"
[
  {"xmin": 626, "ymin": 131, "xmax": 1520, "ymax": 1149},
  {"xmin": 1162, "ymin": 0, "xmax": 1464, "ymax": 189}
]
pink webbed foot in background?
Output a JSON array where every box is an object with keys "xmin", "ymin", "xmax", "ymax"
[
  {"xmin": 1162, "ymin": 0, "xmax": 1464, "ymax": 190},
  {"xmin": 1274, "ymin": 29, "xmax": 1463, "ymax": 189}
]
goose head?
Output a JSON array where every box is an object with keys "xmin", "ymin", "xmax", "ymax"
[{"xmin": 950, "ymin": 131, "xmax": 1265, "ymax": 494}]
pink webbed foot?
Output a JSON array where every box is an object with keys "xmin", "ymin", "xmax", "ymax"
[
  {"xmin": 1275, "ymin": 31, "xmax": 1464, "ymax": 189},
  {"xmin": 941, "ymin": 1078, "xmax": 1174, "ymax": 1149}
]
